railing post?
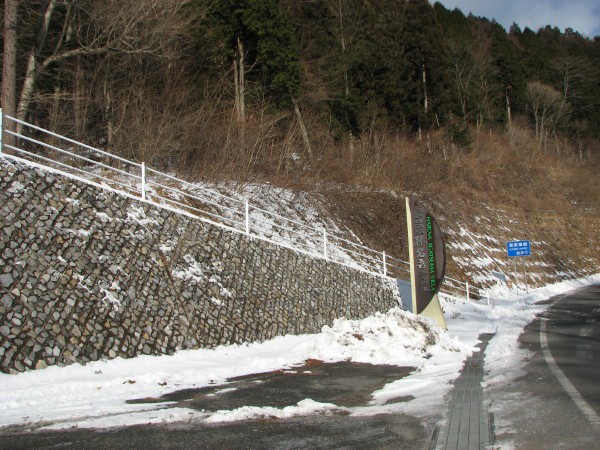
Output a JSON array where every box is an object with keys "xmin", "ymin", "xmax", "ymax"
[
  {"xmin": 382, "ymin": 251, "xmax": 387, "ymax": 277},
  {"xmin": 466, "ymin": 282, "xmax": 470, "ymax": 301},
  {"xmin": 0, "ymin": 108, "xmax": 3, "ymax": 154},
  {"xmin": 141, "ymin": 162, "xmax": 146, "ymax": 200},
  {"xmin": 323, "ymin": 230, "xmax": 328, "ymax": 259},
  {"xmin": 245, "ymin": 200, "xmax": 250, "ymax": 235}
]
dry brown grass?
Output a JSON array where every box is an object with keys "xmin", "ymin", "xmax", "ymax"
[
  {"xmin": 104, "ymin": 80, "xmax": 598, "ymax": 218},
  {"xmin": 113, "ymin": 95, "xmax": 599, "ymax": 229},
  {"xmin": 102, "ymin": 100, "xmax": 599, "ymax": 282}
]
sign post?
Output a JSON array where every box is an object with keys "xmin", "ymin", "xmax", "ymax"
[
  {"xmin": 524, "ymin": 259, "xmax": 527, "ymax": 294},
  {"xmin": 506, "ymin": 240, "xmax": 531, "ymax": 294}
]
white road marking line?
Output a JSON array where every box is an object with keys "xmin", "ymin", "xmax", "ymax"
[{"xmin": 540, "ymin": 318, "xmax": 600, "ymax": 431}]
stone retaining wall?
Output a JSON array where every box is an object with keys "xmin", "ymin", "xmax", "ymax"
[{"xmin": 0, "ymin": 159, "xmax": 399, "ymax": 373}]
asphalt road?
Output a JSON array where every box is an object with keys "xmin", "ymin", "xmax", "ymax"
[
  {"xmin": 0, "ymin": 414, "xmax": 432, "ymax": 450},
  {"xmin": 490, "ymin": 284, "xmax": 600, "ymax": 448}
]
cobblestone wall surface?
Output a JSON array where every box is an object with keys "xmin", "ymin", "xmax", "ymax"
[{"xmin": 0, "ymin": 159, "xmax": 399, "ymax": 373}]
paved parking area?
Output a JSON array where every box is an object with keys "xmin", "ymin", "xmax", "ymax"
[{"xmin": 0, "ymin": 361, "xmax": 433, "ymax": 449}]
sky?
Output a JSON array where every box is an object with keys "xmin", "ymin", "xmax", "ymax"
[{"xmin": 435, "ymin": 0, "xmax": 600, "ymax": 38}]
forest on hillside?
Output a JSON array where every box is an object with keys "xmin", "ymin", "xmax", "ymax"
[{"xmin": 2, "ymin": 0, "xmax": 600, "ymax": 206}]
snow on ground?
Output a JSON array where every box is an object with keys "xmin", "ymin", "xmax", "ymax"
[
  {"xmin": 1, "ymin": 274, "xmax": 598, "ymax": 432},
  {"xmin": 2, "ymin": 157, "xmax": 598, "ymax": 430}
]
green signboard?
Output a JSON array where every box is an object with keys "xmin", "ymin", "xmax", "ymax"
[{"xmin": 406, "ymin": 197, "xmax": 446, "ymax": 315}]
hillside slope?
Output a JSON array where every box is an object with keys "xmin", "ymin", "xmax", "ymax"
[
  {"xmin": 169, "ymin": 170, "xmax": 599, "ymax": 295},
  {"xmin": 319, "ymin": 189, "xmax": 599, "ymax": 292}
]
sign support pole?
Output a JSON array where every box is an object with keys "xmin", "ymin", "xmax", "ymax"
[
  {"xmin": 524, "ymin": 259, "xmax": 528, "ymax": 294},
  {"xmin": 514, "ymin": 258, "xmax": 518, "ymax": 295}
]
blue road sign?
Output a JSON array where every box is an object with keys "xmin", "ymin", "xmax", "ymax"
[{"xmin": 506, "ymin": 240, "xmax": 531, "ymax": 257}]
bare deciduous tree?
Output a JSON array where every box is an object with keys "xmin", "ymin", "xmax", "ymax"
[
  {"xmin": 2, "ymin": 0, "xmax": 18, "ymax": 152},
  {"xmin": 447, "ymin": 22, "xmax": 496, "ymax": 135},
  {"xmin": 527, "ymin": 81, "xmax": 562, "ymax": 152},
  {"xmin": 16, "ymin": 0, "xmax": 194, "ymax": 134}
]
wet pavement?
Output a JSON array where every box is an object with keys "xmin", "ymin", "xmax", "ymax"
[
  {"xmin": 0, "ymin": 361, "xmax": 434, "ymax": 449},
  {"xmin": 0, "ymin": 414, "xmax": 431, "ymax": 449},
  {"xmin": 128, "ymin": 360, "xmax": 414, "ymax": 410}
]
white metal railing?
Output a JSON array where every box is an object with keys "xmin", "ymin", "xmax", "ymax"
[
  {"xmin": 441, "ymin": 275, "xmax": 490, "ymax": 304},
  {"xmin": 0, "ymin": 109, "xmax": 487, "ymax": 303}
]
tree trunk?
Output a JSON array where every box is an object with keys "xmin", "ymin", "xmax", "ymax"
[
  {"xmin": 235, "ymin": 37, "xmax": 246, "ymax": 123},
  {"xmin": 427, "ymin": 132, "xmax": 433, "ymax": 157},
  {"xmin": 233, "ymin": 58, "xmax": 240, "ymax": 119},
  {"xmin": 338, "ymin": 0, "xmax": 349, "ymax": 99},
  {"xmin": 2, "ymin": 0, "xmax": 18, "ymax": 153},
  {"xmin": 337, "ymin": 0, "xmax": 354, "ymax": 153},
  {"xmin": 505, "ymin": 87, "xmax": 512, "ymax": 128},
  {"xmin": 532, "ymin": 102, "xmax": 540, "ymax": 141},
  {"xmin": 75, "ymin": 57, "xmax": 85, "ymax": 139},
  {"xmin": 16, "ymin": 0, "xmax": 58, "ymax": 134},
  {"xmin": 292, "ymin": 98, "xmax": 313, "ymax": 159},
  {"xmin": 422, "ymin": 62, "xmax": 429, "ymax": 115},
  {"xmin": 104, "ymin": 73, "xmax": 114, "ymax": 151},
  {"xmin": 50, "ymin": 86, "xmax": 61, "ymax": 141},
  {"xmin": 576, "ymin": 135, "xmax": 584, "ymax": 161},
  {"xmin": 234, "ymin": 36, "xmax": 246, "ymax": 150}
]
